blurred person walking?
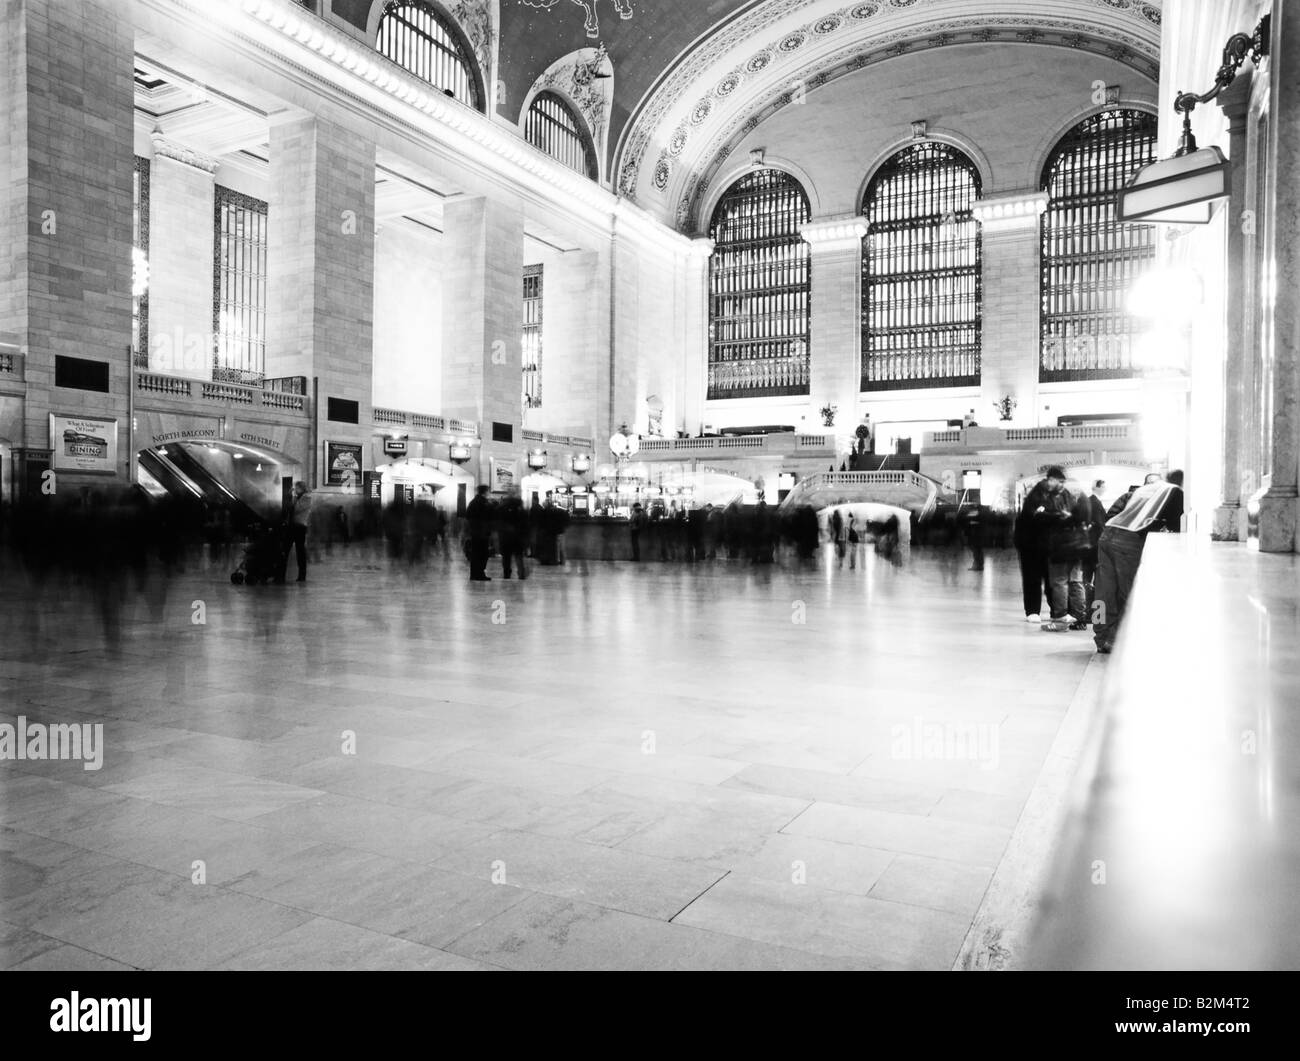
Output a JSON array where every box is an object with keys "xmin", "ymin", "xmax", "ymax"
[{"xmin": 466, "ymin": 484, "xmax": 494, "ymax": 581}]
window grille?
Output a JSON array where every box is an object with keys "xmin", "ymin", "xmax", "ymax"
[
  {"xmin": 862, "ymin": 142, "xmax": 982, "ymax": 391},
  {"xmin": 212, "ymin": 186, "xmax": 268, "ymax": 385},
  {"xmin": 1040, "ymin": 109, "xmax": 1158, "ymax": 382},
  {"xmin": 707, "ymin": 169, "xmax": 811, "ymax": 400},
  {"xmin": 525, "ymin": 92, "xmax": 597, "ymax": 179},
  {"xmin": 377, "ymin": 1, "xmax": 482, "ymax": 111},
  {"xmin": 523, "ymin": 265, "xmax": 543, "ymax": 411},
  {"xmin": 133, "ymin": 156, "xmax": 150, "ymax": 369}
]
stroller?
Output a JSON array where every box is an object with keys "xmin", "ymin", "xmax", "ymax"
[{"xmin": 231, "ymin": 522, "xmax": 283, "ymax": 585}]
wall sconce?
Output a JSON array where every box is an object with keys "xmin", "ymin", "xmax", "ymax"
[
  {"xmin": 1118, "ymin": 16, "xmax": 1268, "ymax": 225},
  {"xmin": 449, "ymin": 441, "xmax": 471, "ymax": 464},
  {"xmin": 527, "ymin": 449, "xmax": 548, "ymax": 470},
  {"xmin": 571, "ymin": 453, "xmax": 592, "ymax": 474}
]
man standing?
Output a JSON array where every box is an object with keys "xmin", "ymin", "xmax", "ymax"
[
  {"xmin": 1092, "ymin": 471, "xmax": 1185, "ymax": 654},
  {"xmin": 1014, "ymin": 474, "xmax": 1054, "ymax": 623},
  {"xmin": 629, "ymin": 502, "xmax": 646, "ymax": 562},
  {"xmin": 466, "ymin": 484, "xmax": 494, "ymax": 581},
  {"xmin": 1038, "ymin": 472, "xmax": 1092, "ymax": 632},
  {"xmin": 280, "ymin": 481, "xmax": 312, "ymax": 583}
]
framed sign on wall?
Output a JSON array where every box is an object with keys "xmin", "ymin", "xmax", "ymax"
[
  {"xmin": 325, "ymin": 442, "xmax": 363, "ymax": 489},
  {"xmin": 50, "ymin": 414, "xmax": 118, "ymax": 474},
  {"xmin": 490, "ymin": 458, "xmax": 516, "ymax": 495}
]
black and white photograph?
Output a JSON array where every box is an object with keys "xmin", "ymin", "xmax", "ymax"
[{"xmin": 0, "ymin": 0, "xmax": 1296, "ymax": 1044}]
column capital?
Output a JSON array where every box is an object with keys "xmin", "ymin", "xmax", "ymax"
[
  {"xmin": 973, "ymin": 190, "xmax": 1048, "ymax": 234},
  {"xmin": 800, "ymin": 215, "xmax": 868, "ymax": 253},
  {"xmin": 149, "ymin": 133, "xmax": 220, "ymax": 175},
  {"xmin": 688, "ymin": 237, "xmax": 715, "ymax": 259}
]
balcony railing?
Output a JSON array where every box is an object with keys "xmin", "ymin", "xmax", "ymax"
[
  {"xmin": 135, "ymin": 371, "xmax": 308, "ymax": 413},
  {"xmin": 632, "ymin": 433, "xmax": 835, "ymax": 460},
  {"xmin": 372, "ymin": 407, "xmax": 480, "ymax": 438},
  {"xmin": 924, "ymin": 424, "xmax": 1135, "ymax": 449}
]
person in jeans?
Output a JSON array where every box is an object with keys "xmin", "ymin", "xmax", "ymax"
[
  {"xmin": 1093, "ymin": 471, "xmax": 1185, "ymax": 654},
  {"xmin": 1037, "ymin": 469, "xmax": 1092, "ymax": 632}
]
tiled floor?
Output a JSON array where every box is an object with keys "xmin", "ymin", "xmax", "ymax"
[{"xmin": 0, "ymin": 542, "xmax": 1094, "ymax": 970}]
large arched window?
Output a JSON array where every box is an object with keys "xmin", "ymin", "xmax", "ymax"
[
  {"xmin": 861, "ymin": 143, "xmax": 982, "ymax": 391},
  {"xmin": 707, "ymin": 169, "xmax": 811, "ymax": 400},
  {"xmin": 1040, "ymin": 109, "xmax": 1158, "ymax": 381},
  {"xmin": 376, "ymin": 1, "xmax": 483, "ymax": 111},
  {"xmin": 526, "ymin": 92, "xmax": 597, "ymax": 180}
]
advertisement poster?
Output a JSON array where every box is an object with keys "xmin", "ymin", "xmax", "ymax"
[
  {"xmin": 326, "ymin": 442, "xmax": 363, "ymax": 489},
  {"xmin": 50, "ymin": 414, "xmax": 118, "ymax": 474},
  {"xmin": 490, "ymin": 458, "xmax": 516, "ymax": 495}
]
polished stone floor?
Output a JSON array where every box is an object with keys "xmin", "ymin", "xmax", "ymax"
[{"xmin": 0, "ymin": 542, "xmax": 1094, "ymax": 970}]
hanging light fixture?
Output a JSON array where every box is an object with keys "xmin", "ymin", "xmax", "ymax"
[{"xmin": 1118, "ymin": 17, "xmax": 1269, "ymax": 225}]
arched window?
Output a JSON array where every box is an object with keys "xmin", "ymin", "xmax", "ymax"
[
  {"xmin": 861, "ymin": 143, "xmax": 982, "ymax": 391},
  {"xmin": 1040, "ymin": 109, "xmax": 1158, "ymax": 381},
  {"xmin": 707, "ymin": 169, "xmax": 811, "ymax": 400},
  {"xmin": 376, "ymin": 1, "xmax": 483, "ymax": 111},
  {"xmin": 526, "ymin": 92, "xmax": 597, "ymax": 180}
]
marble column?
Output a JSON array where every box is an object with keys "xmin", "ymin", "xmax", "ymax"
[
  {"xmin": 1259, "ymin": 1, "xmax": 1300, "ymax": 553},
  {"xmin": 0, "ymin": 0, "xmax": 134, "ymax": 488},
  {"xmin": 266, "ymin": 115, "xmax": 376, "ymax": 488},
  {"xmin": 146, "ymin": 135, "xmax": 218, "ymax": 380},
  {"xmin": 680, "ymin": 238, "xmax": 713, "ymax": 438},
  {"xmin": 439, "ymin": 196, "xmax": 525, "ymax": 443},
  {"xmin": 801, "ymin": 215, "xmax": 868, "ymax": 447},
  {"xmin": 1212, "ymin": 77, "xmax": 1254, "ymax": 541},
  {"xmin": 972, "ymin": 191, "xmax": 1049, "ymax": 425}
]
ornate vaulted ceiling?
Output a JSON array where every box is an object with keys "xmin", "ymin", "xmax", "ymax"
[{"xmin": 333, "ymin": 0, "xmax": 1163, "ymax": 228}]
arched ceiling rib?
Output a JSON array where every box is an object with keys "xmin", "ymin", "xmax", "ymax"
[{"xmin": 611, "ymin": 0, "xmax": 1162, "ymax": 231}]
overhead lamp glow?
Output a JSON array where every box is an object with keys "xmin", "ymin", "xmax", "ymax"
[{"xmin": 1117, "ymin": 147, "xmax": 1230, "ymax": 225}]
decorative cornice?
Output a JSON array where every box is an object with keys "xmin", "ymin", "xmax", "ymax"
[
  {"xmin": 972, "ymin": 190, "xmax": 1049, "ymax": 233},
  {"xmin": 149, "ymin": 132, "xmax": 220, "ymax": 174},
  {"xmin": 800, "ymin": 214, "xmax": 868, "ymax": 252}
]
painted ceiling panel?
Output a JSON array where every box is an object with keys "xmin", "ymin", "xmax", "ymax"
[{"xmin": 495, "ymin": 0, "xmax": 760, "ymax": 145}]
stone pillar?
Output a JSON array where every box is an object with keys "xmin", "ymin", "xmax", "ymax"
[
  {"xmin": 801, "ymin": 216, "xmax": 868, "ymax": 442},
  {"xmin": 973, "ymin": 191, "xmax": 1048, "ymax": 425},
  {"xmin": 543, "ymin": 248, "xmax": 603, "ymax": 439},
  {"xmin": 439, "ymin": 196, "xmax": 524, "ymax": 444},
  {"xmin": 680, "ymin": 239, "xmax": 713, "ymax": 438},
  {"xmin": 266, "ymin": 115, "xmax": 375, "ymax": 489},
  {"xmin": 1212, "ymin": 77, "xmax": 1254, "ymax": 540},
  {"xmin": 1259, "ymin": 2, "xmax": 1300, "ymax": 553},
  {"xmin": 0, "ymin": 0, "xmax": 134, "ymax": 487},
  {"xmin": 146, "ymin": 135, "xmax": 218, "ymax": 380}
]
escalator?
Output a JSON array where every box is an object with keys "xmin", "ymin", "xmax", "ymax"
[{"xmin": 138, "ymin": 446, "xmax": 265, "ymax": 531}]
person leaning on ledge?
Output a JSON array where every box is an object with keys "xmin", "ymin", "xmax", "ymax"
[{"xmin": 1091, "ymin": 470, "xmax": 1184, "ymax": 655}]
